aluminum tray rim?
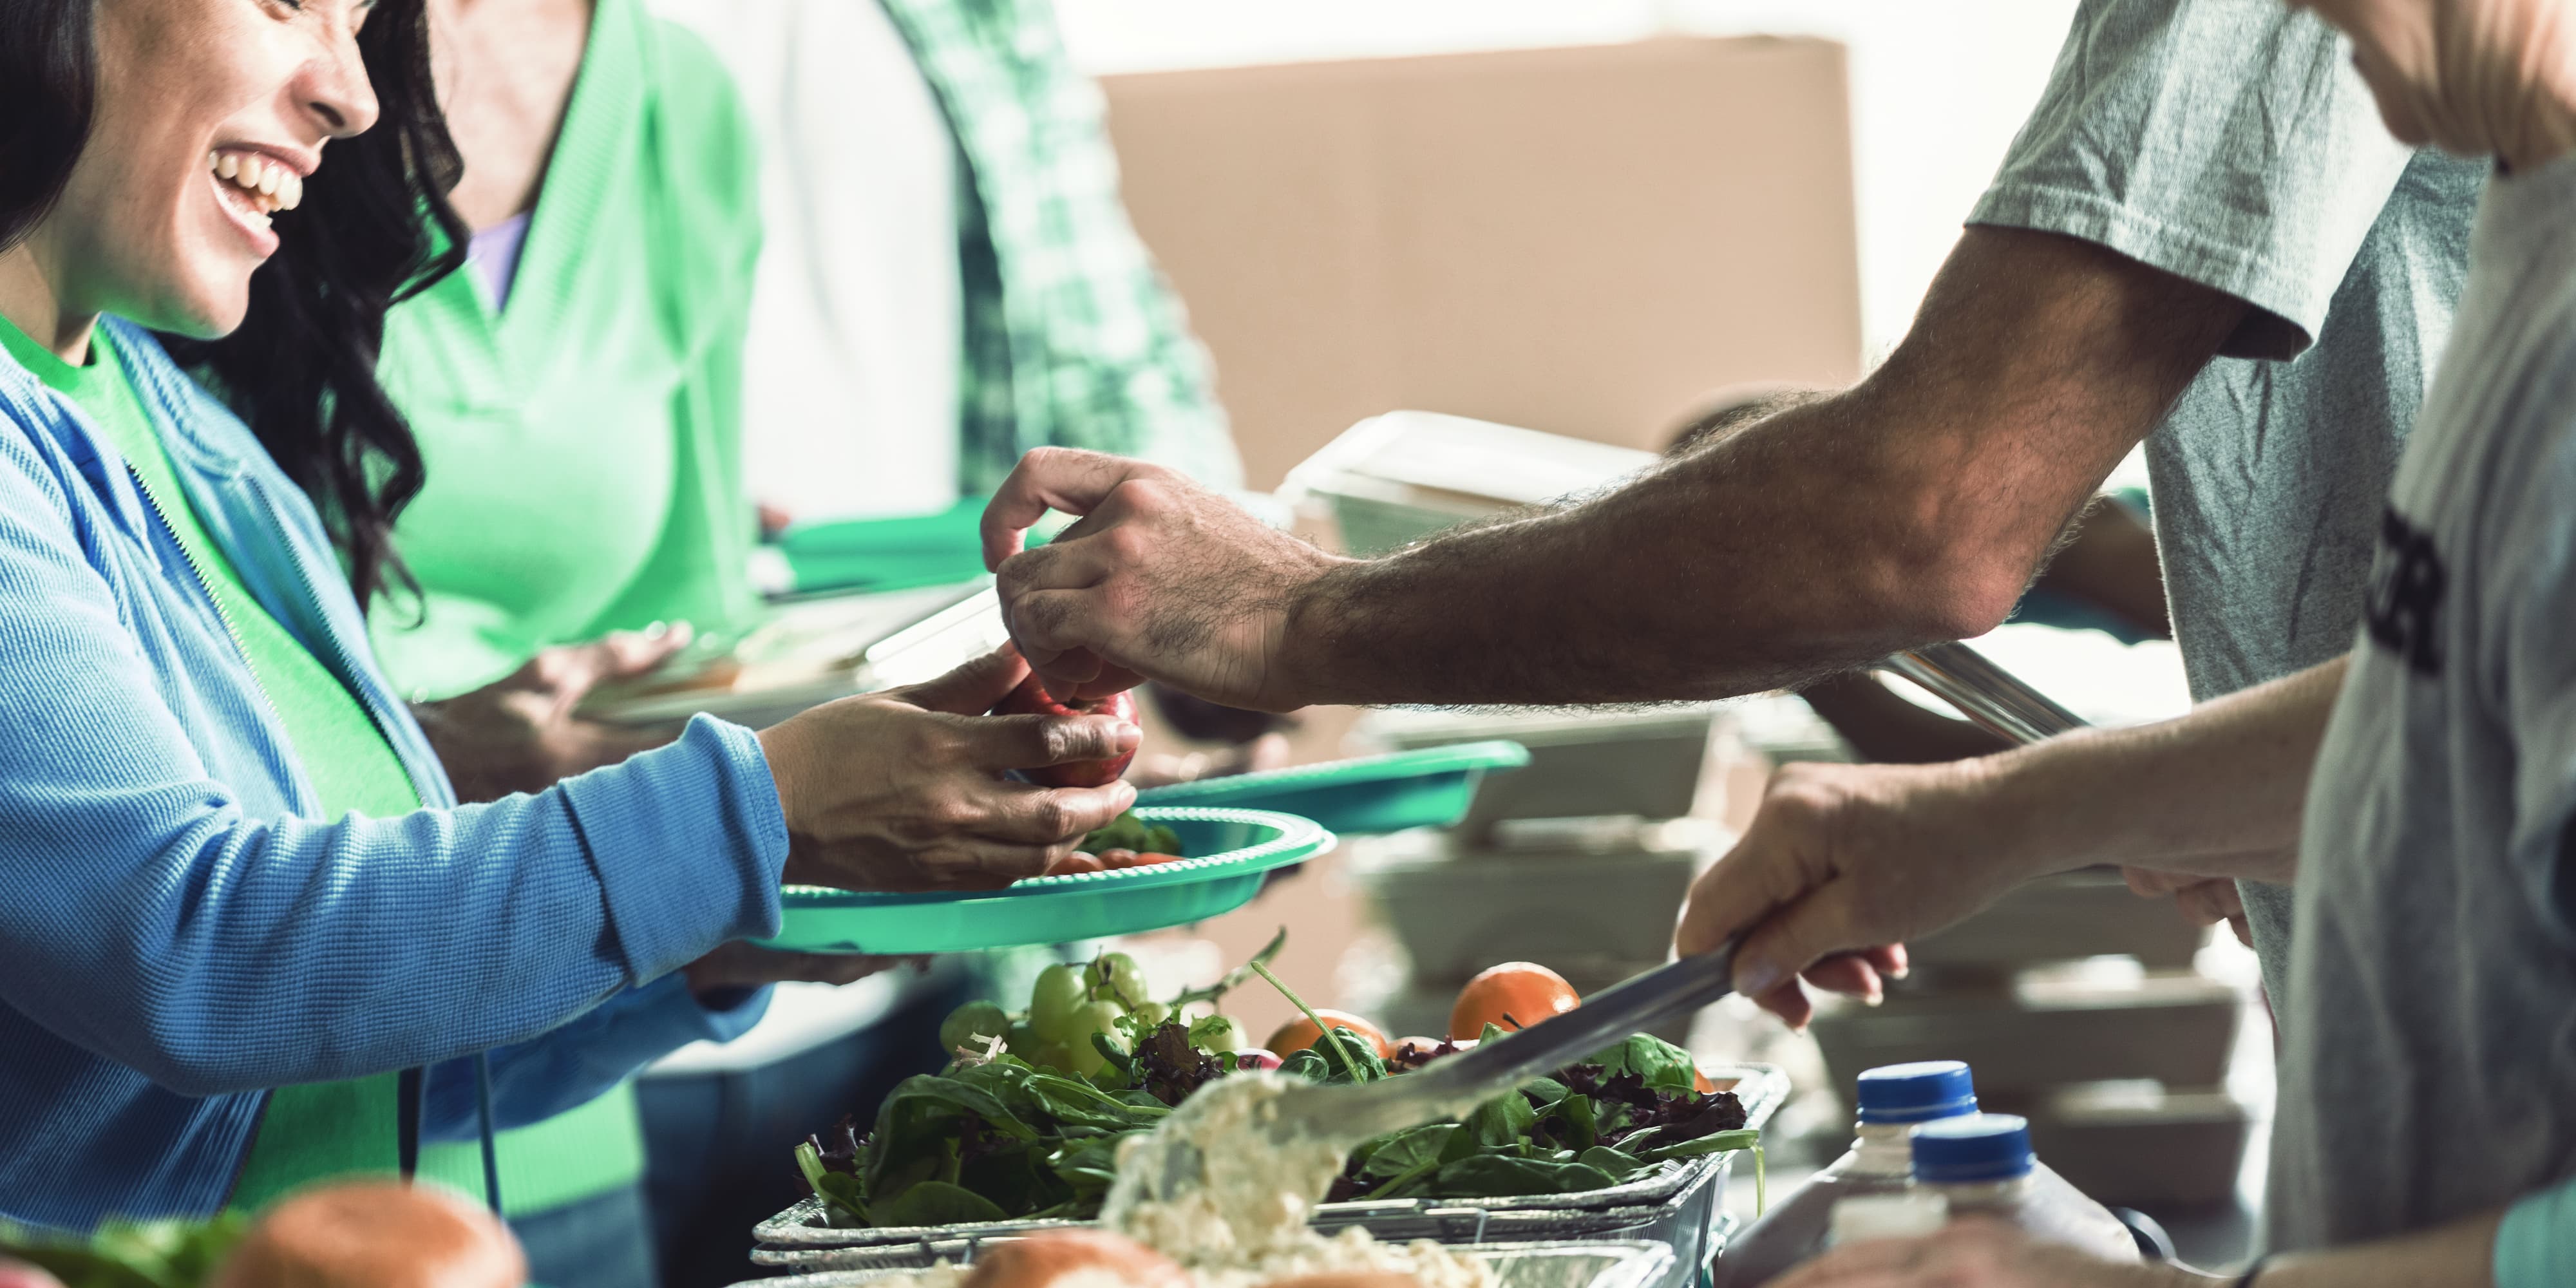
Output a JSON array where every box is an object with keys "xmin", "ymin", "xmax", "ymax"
[
  {"xmin": 732, "ymin": 1239, "xmax": 1679, "ymax": 1288},
  {"xmin": 753, "ymin": 1063, "xmax": 1785, "ymax": 1251},
  {"xmin": 753, "ymin": 1186, "xmax": 1728, "ymax": 1272}
]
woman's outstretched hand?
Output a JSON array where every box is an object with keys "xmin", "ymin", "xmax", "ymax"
[{"xmin": 757, "ymin": 648, "xmax": 1140, "ymax": 893}]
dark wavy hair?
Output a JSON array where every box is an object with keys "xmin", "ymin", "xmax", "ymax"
[{"xmin": 1, "ymin": 0, "xmax": 466, "ymax": 611}]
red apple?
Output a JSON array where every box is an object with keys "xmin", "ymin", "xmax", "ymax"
[{"xmin": 992, "ymin": 674, "xmax": 1140, "ymax": 787}]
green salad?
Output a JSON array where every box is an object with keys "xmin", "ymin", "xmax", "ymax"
[{"xmin": 796, "ymin": 946, "xmax": 1757, "ymax": 1229}]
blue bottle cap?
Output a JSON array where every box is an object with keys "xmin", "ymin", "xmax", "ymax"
[
  {"xmin": 1911, "ymin": 1113, "xmax": 2036, "ymax": 1184},
  {"xmin": 1854, "ymin": 1060, "xmax": 1978, "ymax": 1124}
]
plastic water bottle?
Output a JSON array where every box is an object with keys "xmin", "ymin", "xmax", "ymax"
[
  {"xmin": 1910, "ymin": 1113, "xmax": 2137, "ymax": 1261},
  {"xmin": 1826, "ymin": 1191, "xmax": 1948, "ymax": 1247},
  {"xmin": 1716, "ymin": 1061, "xmax": 1982, "ymax": 1287}
]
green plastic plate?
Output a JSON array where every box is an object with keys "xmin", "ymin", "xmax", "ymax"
[
  {"xmin": 1132, "ymin": 741, "xmax": 1530, "ymax": 836},
  {"xmin": 776, "ymin": 498, "xmax": 988, "ymax": 596},
  {"xmin": 757, "ymin": 808, "xmax": 1332, "ymax": 954}
]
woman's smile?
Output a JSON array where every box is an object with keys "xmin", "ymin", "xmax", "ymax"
[{"xmin": 204, "ymin": 146, "xmax": 310, "ymax": 256}]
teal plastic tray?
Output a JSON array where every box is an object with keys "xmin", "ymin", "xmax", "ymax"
[
  {"xmin": 1132, "ymin": 741, "xmax": 1529, "ymax": 836},
  {"xmin": 757, "ymin": 808, "xmax": 1332, "ymax": 954}
]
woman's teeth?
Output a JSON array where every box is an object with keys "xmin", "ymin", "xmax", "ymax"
[{"xmin": 207, "ymin": 151, "xmax": 305, "ymax": 223}]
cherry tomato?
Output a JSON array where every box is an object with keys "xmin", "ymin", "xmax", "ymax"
[
  {"xmin": 990, "ymin": 674, "xmax": 1140, "ymax": 787},
  {"xmin": 1451, "ymin": 961, "xmax": 1580, "ymax": 1041},
  {"xmin": 1265, "ymin": 1010, "xmax": 1393, "ymax": 1059}
]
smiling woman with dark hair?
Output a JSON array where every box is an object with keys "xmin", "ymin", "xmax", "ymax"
[
  {"xmin": 0, "ymin": 0, "xmax": 1140, "ymax": 1231},
  {"xmin": 0, "ymin": 0, "xmax": 463, "ymax": 609}
]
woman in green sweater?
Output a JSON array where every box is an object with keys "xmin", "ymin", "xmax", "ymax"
[{"xmin": 362, "ymin": 0, "xmax": 795, "ymax": 1279}]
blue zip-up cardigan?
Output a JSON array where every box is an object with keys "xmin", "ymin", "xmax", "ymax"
[{"xmin": 0, "ymin": 321, "xmax": 788, "ymax": 1229}]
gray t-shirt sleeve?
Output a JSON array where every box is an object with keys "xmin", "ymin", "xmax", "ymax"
[{"xmin": 1969, "ymin": 0, "xmax": 2420, "ymax": 359}]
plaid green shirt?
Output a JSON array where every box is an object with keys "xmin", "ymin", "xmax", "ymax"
[{"xmin": 880, "ymin": 0, "xmax": 1242, "ymax": 491}]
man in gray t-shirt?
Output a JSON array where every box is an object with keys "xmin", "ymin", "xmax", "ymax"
[
  {"xmin": 958, "ymin": 1, "xmax": 2477, "ymax": 1022},
  {"xmin": 1970, "ymin": 0, "xmax": 2482, "ymax": 1005}
]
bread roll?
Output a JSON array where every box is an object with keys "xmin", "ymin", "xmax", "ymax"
[
  {"xmin": 960, "ymin": 1229, "xmax": 1189, "ymax": 1288},
  {"xmin": 212, "ymin": 1182, "xmax": 525, "ymax": 1288},
  {"xmin": 0, "ymin": 1258, "xmax": 65, "ymax": 1288}
]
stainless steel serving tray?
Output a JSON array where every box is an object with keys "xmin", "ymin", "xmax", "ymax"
[
  {"xmin": 732, "ymin": 1238, "xmax": 1681, "ymax": 1288},
  {"xmin": 752, "ymin": 1063, "xmax": 1783, "ymax": 1280}
]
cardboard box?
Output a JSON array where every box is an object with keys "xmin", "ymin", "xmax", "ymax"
[{"xmin": 1101, "ymin": 36, "xmax": 1864, "ymax": 489}]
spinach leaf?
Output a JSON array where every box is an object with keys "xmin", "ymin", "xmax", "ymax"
[
  {"xmin": 1048, "ymin": 1133, "xmax": 1133, "ymax": 1204},
  {"xmin": 1021, "ymin": 1070, "xmax": 1164, "ymax": 1132},
  {"xmin": 1638, "ymin": 1127, "xmax": 1761, "ymax": 1163},
  {"xmin": 1462, "ymin": 1089, "xmax": 1538, "ymax": 1150},
  {"xmin": 1546, "ymin": 1093, "xmax": 1600, "ymax": 1150},
  {"xmin": 1278, "ymin": 1047, "xmax": 1331, "ymax": 1083},
  {"xmin": 945, "ymin": 1059, "xmax": 1055, "ymax": 1128},
  {"xmin": 872, "ymin": 1180, "xmax": 1010, "ymax": 1228},
  {"xmin": 1316, "ymin": 1028, "xmax": 1387, "ymax": 1083},
  {"xmin": 1589, "ymin": 1033, "xmax": 1700, "ymax": 1095},
  {"xmin": 1358, "ymin": 1123, "xmax": 1458, "ymax": 1180},
  {"xmin": 862, "ymin": 1075, "xmax": 1031, "ymax": 1199},
  {"xmin": 1575, "ymin": 1145, "xmax": 1649, "ymax": 1183},
  {"xmin": 1422, "ymin": 1155, "xmax": 1620, "ymax": 1198},
  {"xmin": 959, "ymin": 1140, "xmax": 1074, "ymax": 1217},
  {"xmin": 1274, "ymin": 1028, "xmax": 1385, "ymax": 1086}
]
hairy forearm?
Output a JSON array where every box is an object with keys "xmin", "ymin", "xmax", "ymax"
[
  {"xmin": 1291, "ymin": 393, "xmax": 1987, "ymax": 705},
  {"xmin": 1277, "ymin": 227, "xmax": 2243, "ymax": 708},
  {"xmin": 1975, "ymin": 656, "xmax": 2347, "ymax": 884}
]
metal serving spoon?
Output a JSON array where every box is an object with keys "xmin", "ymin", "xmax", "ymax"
[{"xmin": 1124, "ymin": 939, "xmax": 1743, "ymax": 1205}]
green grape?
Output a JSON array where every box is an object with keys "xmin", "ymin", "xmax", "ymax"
[
  {"xmin": 939, "ymin": 1001, "xmax": 1011, "ymax": 1057},
  {"xmin": 1007, "ymin": 1021, "xmax": 1040, "ymax": 1059},
  {"xmin": 1131, "ymin": 1001, "xmax": 1170, "ymax": 1029},
  {"xmin": 1072, "ymin": 999, "xmax": 1126, "ymax": 1041},
  {"xmin": 1084, "ymin": 951, "xmax": 1150, "ymax": 1006},
  {"xmin": 1188, "ymin": 1014, "xmax": 1251, "ymax": 1055},
  {"xmin": 1028, "ymin": 963, "xmax": 1089, "ymax": 1040},
  {"xmin": 1067, "ymin": 1021, "xmax": 1126, "ymax": 1078},
  {"xmin": 1034, "ymin": 1041, "xmax": 1077, "ymax": 1074}
]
